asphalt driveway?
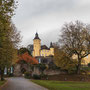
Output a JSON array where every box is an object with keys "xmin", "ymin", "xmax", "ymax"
[{"xmin": 1, "ymin": 77, "xmax": 48, "ymax": 90}]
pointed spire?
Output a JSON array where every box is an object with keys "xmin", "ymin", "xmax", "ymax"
[
  {"xmin": 50, "ymin": 42, "xmax": 53, "ymax": 48},
  {"xmin": 35, "ymin": 32, "xmax": 38, "ymax": 37},
  {"xmin": 34, "ymin": 32, "xmax": 40, "ymax": 40}
]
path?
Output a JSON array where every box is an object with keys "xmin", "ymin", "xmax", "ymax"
[{"xmin": 1, "ymin": 77, "xmax": 48, "ymax": 90}]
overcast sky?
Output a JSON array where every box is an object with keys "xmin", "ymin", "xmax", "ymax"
[{"xmin": 12, "ymin": 0, "xmax": 90, "ymax": 47}]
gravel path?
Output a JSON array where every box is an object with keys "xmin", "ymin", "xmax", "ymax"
[{"xmin": 1, "ymin": 77, "xmax": 48, "ymax": 90}]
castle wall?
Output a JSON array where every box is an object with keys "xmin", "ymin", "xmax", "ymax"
[
  {"xmin": 72, "ymin": 54, "xmax": 90, "ymax": 65},
  {"xmin": 40, "ymin": 49, "xmax": 50, "ymax": 57},
  {"xmin": 40, "ymin": 48, "xmax": 54, "ymax": 57},
  {"xmin": 50, "ymin": 48, "xmax": 54, "ymax": 56},
  {"xmin": 32, "ymin": 33, "xmax": 54, "ymax": 57},
  {"xmin": 33, "ymin": 39, "xmax": 41, "ymax": 57},
  {"xmin": 82, "ymin": 54, "xmax": 90, "ymax": 65}
]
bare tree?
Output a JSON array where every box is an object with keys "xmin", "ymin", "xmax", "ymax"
[{"xmin": 59, "ymin": 21, "xmax": 90, "ymax": 74}]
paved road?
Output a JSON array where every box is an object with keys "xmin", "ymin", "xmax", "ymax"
[{"xmin": 1, "ymin": 77, "xmax": 48, "ymax": 90}]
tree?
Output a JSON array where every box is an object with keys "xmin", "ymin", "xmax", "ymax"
[
  {"xmin": 0, "ymin": 0, "xmax": 20, "ymax": 80},
  {"xmin": 37, "ymin": 64, "xmax": 46, "ymax": 75},
  {"xmin": 0, "ymin": 21, "xmax": 20, "ymax": 80},
  {"xmin": 54, "ymin": 45, "xmax": 77, "ymax": 73},
  {"xmin": 18, "ymin": 47, "xmax": 31, "ymax": 56},
  {"xmin": 58, "ymin": 21, "xmax": 90, "ymax": 74},
  {"xmin": 17, "ymin": 52, "xmax": 38, "ymax": 65}
]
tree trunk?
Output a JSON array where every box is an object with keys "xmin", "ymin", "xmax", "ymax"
[
  {"xmin": 77, "ymin": 58, "xmax": 81, "ymax": 74},
  {"xmin": 1, "ymin": 69, "xmax": 4, "ymax": 81},
  {"xmin": 7, "ymin": 67, "xmax": 8, "ymax": 75}
]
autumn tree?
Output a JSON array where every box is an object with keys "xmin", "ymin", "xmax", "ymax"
[
  {"xmin": 0, "ymin": 21, "xmax": 20, "ymax": 80},
  {"xmin": 58, "ymin": 21, "xmax": 90, "ymax": 74},
  {"xmin": 54, "ymin": 45, "xmax": 77, "ymax": 73},
  {"xmin": 18, "ymin": 52, "xmax": 38, "ymax": 65},
  {"xmin": 0, "ymin": 0, "xmax": 20, "ymax": 80}
]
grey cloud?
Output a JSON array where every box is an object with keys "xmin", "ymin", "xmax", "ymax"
[
  {"xmin": 23, "ymin": 0, "xmax": 76, "ymax": 16},
  {"xmin": 16, "ymin": 0, "xmax": 76, "ymax": 17},
  {"xmin": 13, "ymin": 0, "xmax": 90, "ymax": 47}
]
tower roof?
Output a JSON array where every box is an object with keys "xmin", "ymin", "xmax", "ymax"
[
  {"xmin": 41, "ymin": 45, "xmax": 50, "ymax": 50},
  {"xmin": 34, "ymin": 32, "xmax": 40, "ymax": 40},
  {"xmin": 50, "ymin": 42, "xmax": 54, "ymax": 48}
]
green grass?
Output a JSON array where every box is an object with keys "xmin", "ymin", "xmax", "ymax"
[
  {"xmin": 0, "ymin": 80, "xmax": 6, "ymax": 87},
  {"xmin": 32, "ymin": 80, "xmax": 90, "ymax": 90}
]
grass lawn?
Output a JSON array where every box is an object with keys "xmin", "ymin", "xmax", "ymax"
[
  {"xmin": 0, "ymin": 80, "xmax": 6, "ymax": 87},
  {"xmin": 32, "ymin": 80, "xmax": 90, "ymax": 90}
]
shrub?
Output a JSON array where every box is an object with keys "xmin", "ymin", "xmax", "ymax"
[
  {"xmin": 82, "ymin": 67, "xmax": 90, "ymax": 71},
  {"xmin": 68, "ymin": 70, "xmax": 76, "ymax": 74},
  {"xmin": 40, "ymin": 74, "xmax": 48, "ymax": 79},
  {"xmin": 8, "ymin": 73, "xmax": 14, "ymax": 77},
  {"xmin": 33, "ymin": 74, "xmax": 41, "ymax": 79},
  {"xmin": 37, "ymin": 64, "xmax": 46, "ymax": 74},
  {"xmin": 24, "ymin": 72, "xmax": 31, "ymax": 79},
  {"xmin": 88, "ymin": 63, "xmax": 90, "ymax": 67}
]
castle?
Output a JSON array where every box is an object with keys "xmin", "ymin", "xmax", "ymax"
[
  {"xmin": 27, "ymin": 32, "xmax": 90, "ymax": 65},
  {"xmin": 32, "ymin": 32, "xmax": 54, "ymax": 57}
]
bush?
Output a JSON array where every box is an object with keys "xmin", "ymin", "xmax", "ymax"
[
  {"xmin": 33, "ymin": 74, "xmax": 48, "ymax": 79},
  {"xmin": 68, "ymin": 70, "xmax": 76, "ymax": 74},
  {"xmin": 33, "ymin": 74, "xmax": 41, "ymax": 79},
  {"xmin": 40, "ymin": 74, "xmax": 48, "ymax": 79},
  {"xmin": 88, "ymin": 63, "xmax": 90, "ymax": 67},
  {"xmin": 36, "ymin": 64, "xmax": 46, "ymax": 74},
  {"xmin": 82, "ymin": 67, "xmax": 90, "ymax": 71},
  {"xmin": 24, "ymin": 72, "xmax": 31, "ymax": 79},
  {"xmin": 8, "ymin": 73, "xmax": 14, "ymax": 77}
]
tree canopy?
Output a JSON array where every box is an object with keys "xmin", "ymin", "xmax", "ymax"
[
  {"xmin": 17, "ymin": 52, "xmax": 38, "ymax": 65},
  {"xmin": 18, "ymin": 47, "xmax": 31, "ymax": 56},
  {"xmin": 54, "ymin": 44, "xmax": 77, "ymax": 73},
  {"xmin": 55, "ymin": 21, "xmax": 90, "ymax": 74},
  {"xmin": 0, "ymin": 0, "xmax": 20, "ymax": 80}
]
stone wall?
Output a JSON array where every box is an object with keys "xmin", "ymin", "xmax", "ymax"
[
  {"xmin": 32, "ymin": 67, "xmax": 67, "ymax": 75},
  {"xmin": 14, "ymin": 64, "xmax": 22, "ymax": 76},
  {"xmin": 44, "ymin": 69, "xmax": 66, "ymax": 75},
  {"xmin": 14, "ymin": 64, "xmax": 67, "ymax": 76},
  {"xmin": 14, "ymin": 63, "xmax": 32, "ymax": 76},
  {"xmin": 32, "ymin": 67, "xmax": 41, "ymax": 75}
]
